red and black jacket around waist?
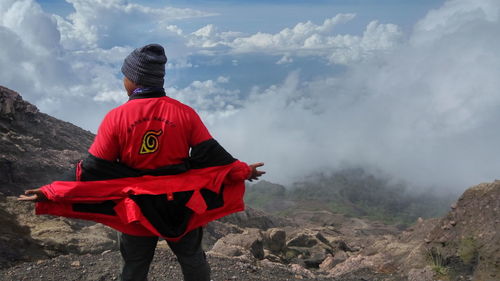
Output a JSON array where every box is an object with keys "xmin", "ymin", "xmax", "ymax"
[{"xmin": 35, "ymin": 139, "xmax": 250, "ymax": 242}]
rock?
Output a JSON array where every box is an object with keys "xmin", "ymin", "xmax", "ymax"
[
  {"xmin": 219, "ymin": 208, "xmax": 294, "ymax": 230},
  {"xmin": 303, "ymin": 250, "xmax": 327, "ymax": 268},
  {"xmin": 210, "ymin": 240, "xmax": 244, "ymax": 257},
  {"xmin": 0, "ymin": 86, "xmax": 94, "ymax": 196},
  {"xmin": 289, "ymin": 264, "xmax": 315, "ymax": 279},
  {"xmin": 263, "ymin": 250, "xmax": 282, "ymax": 263},
  {"xmin": 263, "ymin": 228, "xmax": 286, "ymax": 253},
  {"xmin": 286, "ymin": 233, "xmax": 318, "ymax": 248},
  {"xmin": 203, "ymin": 220, "xmax": 243, "ymax": 250},
  {"xmin": 407, "ymin": 266, "xmax": 435, "ymax": 281},
  {"xmin": 333, "ymin": 250, "xmax": 348, "ymax": 264},
  {"xmin": 330, "ymin": 238, "xmax": 354, "ymax": 252},
  {"xmin": 327, "ymin": 254, "xmax": 386, "ymax": 278},
  {"xmin": 208, "ymin": 229, "xmax": 264, "ymax": 260},
  {"xmin": 283, "ymin": 247, "xmax": 302, "ymax": 261},
  {"xmin": 319, "ymin": 250, "xmax": 349, "ymax": 272},
  {"xmin": 70, "ymin": 261, "xmax": 81, "ymax": 267},
  {"xmin": 319, "ymin": 255, "xmax": 336, "ymax": 271}
]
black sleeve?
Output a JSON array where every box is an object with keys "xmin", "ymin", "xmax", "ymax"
[
  {"xmin": 189, "ymin": 139, "xmax": 236, "ymax": 169},
  {"xmin": 79, "ymin": 154, "xmax": 189, "ymax": 181},
  {"xmin": 79, "ymin": 154, "xmax": 141, "ymax": 181}
]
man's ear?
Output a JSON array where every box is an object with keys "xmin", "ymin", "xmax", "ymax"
[{"xmin": 123, "ymin": 77, "xmax": 138, "ymax": 96}]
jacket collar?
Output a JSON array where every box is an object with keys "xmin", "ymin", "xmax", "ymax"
[{"xmin": 129, "ymin": 87, "xmax": 166, "ymax": 100}]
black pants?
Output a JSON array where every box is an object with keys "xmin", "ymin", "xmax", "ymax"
[{"xmin": 119, "ymin": 228, "xmax": 210, "ymax": 281}]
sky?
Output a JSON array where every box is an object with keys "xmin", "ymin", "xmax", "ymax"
[{"xmin": 1, "ymin": 0, "xmax": 500, "ymax": 191}]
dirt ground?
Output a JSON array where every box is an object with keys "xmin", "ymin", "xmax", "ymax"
[{"xmin": 0, "ymin": 244, "xmax": 402, "ymax": 281}]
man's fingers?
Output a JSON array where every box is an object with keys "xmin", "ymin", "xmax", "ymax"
[
  {"xmin": 24, "ymin": 189, "xmax": 38, "ymax": 195},
  {"xmin": 250, "ymin": 162, "xmax": 264, "ymax": 168},
  {"xmin": 17, "ymin": 194, "xmax": 37, "ymax": 201}
]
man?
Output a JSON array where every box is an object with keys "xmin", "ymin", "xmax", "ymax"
[{"xmin": 19, "ymin": 44, "xmax": 265, "ymax": 281}]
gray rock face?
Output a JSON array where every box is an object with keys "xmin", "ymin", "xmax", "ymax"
[{"xmin": 0, "ymin": 86, "xmax": 94, "ymax": 195}]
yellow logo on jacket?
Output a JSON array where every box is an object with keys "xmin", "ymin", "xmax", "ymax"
[{"xmin": 139, "ymin": 130, "xmax": 163, "ymax": 154}]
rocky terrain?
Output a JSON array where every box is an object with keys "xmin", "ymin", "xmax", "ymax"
[
  {"xmin": 0, "ymin": 87, "xmax": 499, "ymax": 281},
  {"xmin": 0, "ymin": 86, "xmax": 94, "ymax": 195}
]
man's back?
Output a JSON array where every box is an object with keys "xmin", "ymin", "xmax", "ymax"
[{"xmin": 89, "ymin": 94, "xmax": 212, "ymax": 170}]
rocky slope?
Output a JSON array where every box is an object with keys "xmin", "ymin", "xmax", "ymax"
[
  {"xmin": 422, "ymin": 181, "xmax": 500, "ymax": 281},
  {"xmin": 0, "ymin": 86, "xmax": 94, "ymax": 195}
]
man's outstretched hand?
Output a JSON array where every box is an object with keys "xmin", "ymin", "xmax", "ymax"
[
  {"xmin": 248, "ymin": 162, "xmax": 266, "ymax": 182},
  {"xmin": 17, "ymin": 188, "xmax": 48, "ymax": 202}
]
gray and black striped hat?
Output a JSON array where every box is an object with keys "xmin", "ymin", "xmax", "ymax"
[{"xmin": 121, "ymin": 44, "xmax": 167, "ymax": 87}]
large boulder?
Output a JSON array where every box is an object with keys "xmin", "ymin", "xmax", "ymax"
[
  {"xmin": 209, "ymin": 228, "xmax": 264, "ymax": 260},
  {"xmin": 202, "ymin": 220, "xmax": 243, "ymax": 250},
  {"xmin": 263, "ymin": 228, "xmax": 286, "ymax": 253}
]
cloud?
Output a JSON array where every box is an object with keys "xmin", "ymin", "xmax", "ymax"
[
  {"xmin": 276, "ymin": 54, "xmax": 293, "ymax": 65},
  {"xmin": 186, "ymin": 14, "xmax": 402, "ymax": 64},
  {"xmin": 206, "ymin": 0, "xmax": 500, "ymax": 190},
  {"xmin": 166, "ymin": 76, "xmax": 240, "ymax": 124},
  {"xmin": 55, "ymin": 0, "xmax": 215, "ymax": 49}
]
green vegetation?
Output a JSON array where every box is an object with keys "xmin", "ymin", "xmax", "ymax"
[
  {"xmin": 458, "ymin": 237, "xmax": 478, "ymax": 265},
  {"xmin": 245, "ymin": 168, "xmax": 456, "ymax": 226},
  {"xmin": 425, "ymin": 247, "xmax": 449, "ymax": 277}
]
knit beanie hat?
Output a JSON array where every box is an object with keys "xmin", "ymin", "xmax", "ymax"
[{"xmin": 121, "ymin": 44, "xmax": 167, "ymax": 87}]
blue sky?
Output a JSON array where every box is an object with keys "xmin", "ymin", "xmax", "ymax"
[{"xmin": 1, "ymin": 0, "xmax": 500, "ymax": 190}]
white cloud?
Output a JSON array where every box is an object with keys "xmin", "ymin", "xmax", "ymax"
[
  {"xmin": 411, "ymin": 0, "xmax": 499, "ymax": 46},
  {"xmin": 185, "ymin": 14, "xmax": 402, "ymax": 65},
  {"xmin": 187, "ymin": 24, "xmax": 244, "ymax": 49},
  {"xmin": 166, "ymin": 77, "xmax": 240, "ymax": 120},
  {"xmin": 54, "ymin": 0, "xmax": 215, "ymax": 49},
  {"xmin": 276, "ymin": 54, "xmax": 294, "ymax": 65},
  {"xmin": 165, "ymin": 25, "xmax": 183, "ymax": 36}
]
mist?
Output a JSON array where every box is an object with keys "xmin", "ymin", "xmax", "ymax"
[{"xmin": 208, "ymin": 0, "xmax": 500, "ymax": 191}]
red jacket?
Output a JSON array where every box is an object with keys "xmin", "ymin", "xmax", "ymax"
[{"xmin": 36, "ymin": 161, "xmax": 249, "ymax": 242}]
